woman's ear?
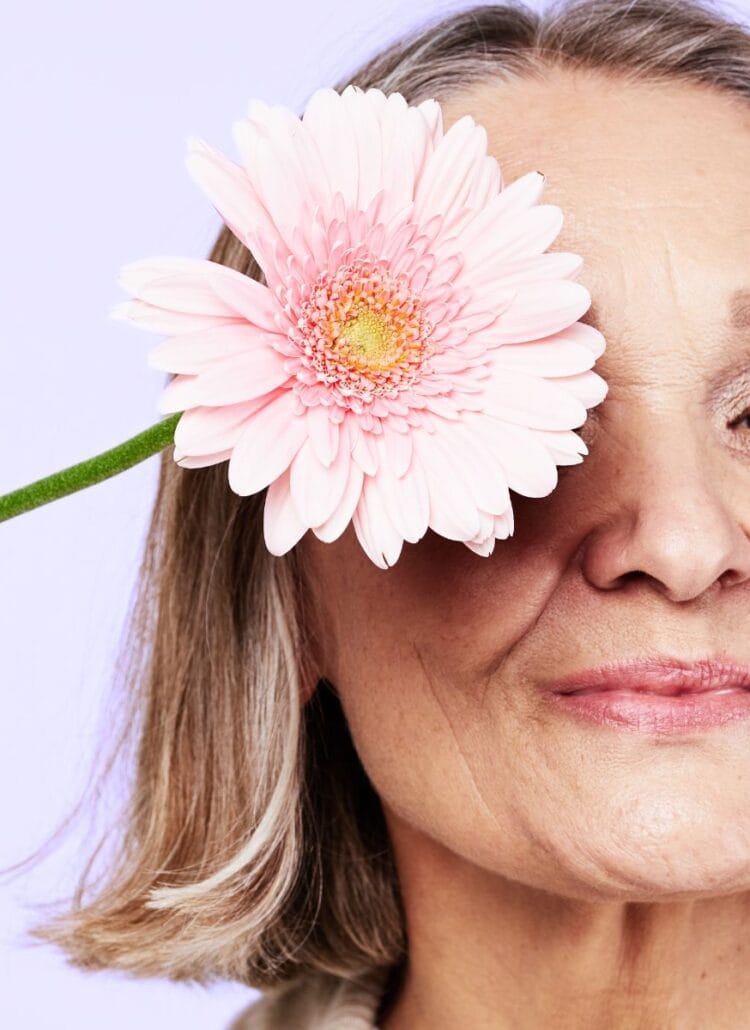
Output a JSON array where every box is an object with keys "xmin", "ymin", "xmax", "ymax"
[{"xmin": 300, "ymin": 676, "xmax": 321, "ymax": 706}]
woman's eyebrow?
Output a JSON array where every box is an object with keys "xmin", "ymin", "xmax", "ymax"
[{"xmin": 703, "ymin": 289, "xmax": 750, "ymax": 409}]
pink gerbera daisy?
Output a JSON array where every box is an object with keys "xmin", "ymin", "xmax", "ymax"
[{"xmin": 111, "ymin": 84, "xmax": 608, "ymax": 569}]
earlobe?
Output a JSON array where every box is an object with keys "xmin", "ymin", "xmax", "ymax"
[{"xmin": 300, "ymin": 676, "xmax": 323, "ymax": 706}]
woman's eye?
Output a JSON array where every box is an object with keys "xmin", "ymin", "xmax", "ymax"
[{"xmin": 730, "ymin": 407, "xmax": 750, "ymax": 430}]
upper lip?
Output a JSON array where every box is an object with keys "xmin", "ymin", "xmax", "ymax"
[{"xmin": 547, "ymin": 657, "xmax": 750, "ymax": 696}]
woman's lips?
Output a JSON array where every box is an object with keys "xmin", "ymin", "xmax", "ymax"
[{"xmin": 544, "ymin": 657, "xmax": 750, "ymax": 734}]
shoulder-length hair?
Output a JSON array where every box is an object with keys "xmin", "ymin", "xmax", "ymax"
[{"xmin": 20, "ymin": 0, "xmax": 750, "ymax": 990}]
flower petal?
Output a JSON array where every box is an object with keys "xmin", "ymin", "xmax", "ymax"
[
  {"xmin": 205, "ymin": 263, "xmax": 286, "ymax": 331},
  {"xmin": 233, "ymin": 102, "xmax": 329, "ymax": 263},
  {"xmin": 486, "ymin": 335, "xmax": 596, "ymax": 378},
  {"xmin": 492, "ymin": 169, "xmax": 547, "ymax": 217},
  {"xmin": 300, "ymin": 86, "xmax": 362, "ymax": 213},
  {"xmin": 469, "ymin": 414, "xmax": 558, "ymax": 497},
  {"xmin": 414, "ymin": 114, "xmax": 498, "ymax": 235},
  {"xmin": 494, "ymin": 508, "xmax": 514, "ymax": 538},
  {"xmin": 350, "ymin": 424, "xmax": 379, "ymax": 476},
  {"xmin": 174, "ymin": 447, "xmax": 233, "ymax": 469},
  {"xmin": 228, "ymin": 390, "xmax": 306, "ymax": 495},
  {"xmin": 380, "ymin": 423, "xmax": 413, "ymax": 478},
  {"xmin": 565, "ymin": 321, "xmax": 607, "ymax": 358},
  {"xmin": 411, "ymin": 430, "xmax": 481, "ymax": 540},
  {"xmin": 463, "ymin": 534, "xmax": 495, "ymax": 558},
  {"xmin": 495, "ymin": 250, "xmax": 584, "ymax": 286},
  {"xmin": 157, "ymin": 373, "xmax": 201, "ymax": 414},
  {"xmin": 530, "ymin": 427, "xmax": 589, "ymax": 464},
  {"xmin": 484, "ymin": 280, "xmax": 591, "ymax": 345},
  {"xmin": 481, "ymin": 368, "xmax": 588, "ymax": 430},
  {"xmin": 110, "ymin": 299, "xmax": 239, "ymax": 337},
  {"xmin": 437, "ymin": 423, "xmax": 512, "ymax": 514},
  {"xmin": 185, "ymin": 137, "xmax": 278, "ymax": 276},
  {"xmin": 340, "ymin": 85, "xmax": 386, "ymax": 214},
  {"xmin": 377, "ymin": 94, "xmax": 420, "ymax": 222},
  {"xmin": 352, "ymin": 475, "xmax": 404, "ymax": 569},
  {"xmin": 548, "ymin": 369, "xmax": 609, "ymax": 408},
  {"xmin": 181, "ymin": 348, "xmax": 291, "ymax": 406},
  {"xmin": 289, "ymin": 435, "xmax": 351, "ymax": 527},
  {"xmin": 263, "ymin": 468, "xmax": 308, "ymax": 555},
  {"xmin": 173, "ymin": 394, "xmax": 277, "ymax": 455},
  {"xmin": 305, "ymin": 404, "xmax": 340, "ymax": 467},
  {"xmin": 311, "ymin": 457, "xmax": 365, "ymax": 543},
  {"xmin": 147, "ymin": 323, "xmax": 274, "ymax": 375},
  {"xmin": 442, "ymin": 198, "xmax": 562, "ymax": 276},
  {"xmin": 116, "ymin": 256, "xmax": 238, "ymax": 316},
  {"xmin": 440, "ymin": 167, "xmax": 547, "ymax": 274},
  {"xmin": 371, "ymin": 434, "xmax": 429, "ymax": 543}
]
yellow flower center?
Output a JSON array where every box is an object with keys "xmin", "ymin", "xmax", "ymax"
[
  {"xmin": 339, "ymin": 308, "xmax": 399, "ymax": 366},
  {"xmin": 298, "ymin": 258, "xmax": 436, "ymax": 398}
]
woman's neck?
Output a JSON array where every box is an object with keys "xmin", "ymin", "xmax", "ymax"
[{"xmin": 380, "ymin": 812, "xmax": 750, "ymax": 1030}]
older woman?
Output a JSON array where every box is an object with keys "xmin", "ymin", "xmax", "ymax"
[{"xmin": 26, "ymin": 1, "xmax": 750, "ymax": 1027}]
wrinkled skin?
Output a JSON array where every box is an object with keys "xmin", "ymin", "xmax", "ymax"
[{"xmin": 302, "ymin": 68, "xmax": 750, "ymax": 1029}]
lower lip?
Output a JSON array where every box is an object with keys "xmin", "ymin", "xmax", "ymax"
[{"xmin": 548, "ymin": 687, "xmax": 750, "ymax": 734}]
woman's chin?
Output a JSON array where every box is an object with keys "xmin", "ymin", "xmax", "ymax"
[{"xmin": 522, "ymin": 794, "xmax": 750, "ymax": 903}]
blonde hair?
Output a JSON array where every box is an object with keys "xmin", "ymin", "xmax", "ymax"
[{"xmin": 16, "ymin": 0, "xmax": 750, "ymax": 991}]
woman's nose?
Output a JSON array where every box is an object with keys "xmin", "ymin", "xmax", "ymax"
[{"xmin": 577, "ymin": 422, "xmax": 750, "ymax": 603}]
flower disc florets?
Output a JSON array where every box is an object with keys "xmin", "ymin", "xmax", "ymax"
[{"xmin": 293, "ymin": 257, "xmax": 437, "ymax": 401}]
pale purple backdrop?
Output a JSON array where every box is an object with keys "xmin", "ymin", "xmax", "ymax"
[{"xmin": 2, "ymin": 0, "xmax": 748, "ymax": 1026}]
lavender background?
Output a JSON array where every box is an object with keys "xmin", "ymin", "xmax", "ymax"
[{"xmin": 1, "ymin": 1, "xmax": 748, "ymax": 1026}]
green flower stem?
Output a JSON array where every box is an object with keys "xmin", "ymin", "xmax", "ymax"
[{"xmin": 0, "ymin": 413, "xmax": 182, "ymax": 523}]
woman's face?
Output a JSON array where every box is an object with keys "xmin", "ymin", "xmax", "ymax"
[{"xmin": 302, "ymin": 69, "xmax": 750, "ymax": 901}]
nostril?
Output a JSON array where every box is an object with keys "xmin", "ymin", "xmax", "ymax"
[
  {"xmin": 719, "ymin": 569, "xmax": 743, "ymax": 588},
  {"xmin": 615, "ymin": 570, "xmax": 650, "ymax": 587}
]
